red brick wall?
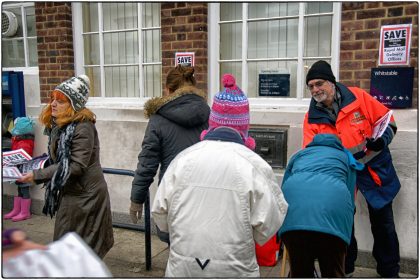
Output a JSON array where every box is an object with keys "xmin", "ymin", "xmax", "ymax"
[
  {"xmin": 35, "ymin": 2, "xmax": 74, "ymax": 103},
  {"xmin": 340, "ymin": 2, "xmax": 418, "ymax": 108},
  {"xmin": 161, "ymin": 3, "xmax": 208, "ymax": 94}
]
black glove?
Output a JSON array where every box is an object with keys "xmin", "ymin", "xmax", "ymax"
[{"xmin": 365, "ymin": 137, "xmax": 385, "ymax": 152}]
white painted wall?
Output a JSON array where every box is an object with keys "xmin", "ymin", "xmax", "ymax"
[{"xmin": 4, "ymin": 72, "xmax": 418, "ymax": 261}]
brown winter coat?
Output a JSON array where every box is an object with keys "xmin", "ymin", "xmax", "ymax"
[{"xmin": 34, "ymin": 121, "xmax": 114, "ymax": 258}]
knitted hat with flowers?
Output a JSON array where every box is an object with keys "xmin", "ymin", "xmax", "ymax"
[
  {"xmin": 55, "ymin": 75, "xmax": 90, "ymax": 111},
  {"xmin": 201, "ymin": 74, "xmax": 255, "ymax": 150}
]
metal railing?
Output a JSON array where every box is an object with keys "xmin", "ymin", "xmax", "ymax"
[{"xmin": 102, "ymin": 168, "xmax": 152, "ymax": 271}]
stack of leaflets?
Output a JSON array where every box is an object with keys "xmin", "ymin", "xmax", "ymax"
[
  {"xmin": 371, "ymin": 110, "xmax": 393, "ymax": 140},
  {"xmin": 2, "ymin": 149, "xmax": 49, "ymax": 182}
]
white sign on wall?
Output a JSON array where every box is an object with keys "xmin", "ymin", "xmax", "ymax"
[
  {"xmin": 378, "ymin": 24, "xmax": 412, "ymax": 66},
  {"xmin": 175, "ymin": 52, "xmax": 195, "ymax": 67}
]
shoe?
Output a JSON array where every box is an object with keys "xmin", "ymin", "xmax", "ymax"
[
  {"xmin": 12, "ymin": 198, "xmax": 31, "ymax": 222},
  {"xmin": 4, "ymin": 197, "xmax": 22, "ymax": 219},
  {"xmin": 345, "ymin": 272, "xmax": 354, "ymax": 278}
]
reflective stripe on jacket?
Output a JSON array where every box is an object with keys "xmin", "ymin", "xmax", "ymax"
[{"xmin": 302, "ymin": 83, "xmax": 401, "ymax": 209}]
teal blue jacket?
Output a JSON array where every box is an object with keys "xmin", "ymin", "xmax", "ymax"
[{"xmin": 279, "ymin": 134, "xmax": 364, "ymax": 244}]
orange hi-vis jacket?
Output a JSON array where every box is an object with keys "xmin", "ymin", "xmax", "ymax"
[{"xmin": 303, "ymin": 83, "xmax": 401, "ymax": 209}]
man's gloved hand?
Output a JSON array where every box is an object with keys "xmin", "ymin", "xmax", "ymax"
[
  {"xmin": 365, "ymin": 137, "xmax": 385, "ymax": 152},
  {"xmin": 129, "ymin": 202, "xmax": 143, "ymax": 224}
]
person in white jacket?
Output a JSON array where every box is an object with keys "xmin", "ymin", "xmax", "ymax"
[{"xmin": 152, "ymin": 74, "xmax": 288, "ymax": 277}]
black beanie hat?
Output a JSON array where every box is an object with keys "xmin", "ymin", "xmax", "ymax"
[{"xmin": 306, "ymin": 60, "xmax": 336, "ymax": 85}]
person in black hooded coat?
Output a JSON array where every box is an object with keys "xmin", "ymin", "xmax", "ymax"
[{"xmin": 130, "ymin": 65, "xmax": 210, "ymax": 244}]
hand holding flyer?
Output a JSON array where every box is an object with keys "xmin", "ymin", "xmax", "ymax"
[{"xmin": 371, "ymin": 110, "xmax": 393, "ymax": 140}]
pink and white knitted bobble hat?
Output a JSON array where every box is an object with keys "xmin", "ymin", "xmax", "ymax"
[{"xmin": 201, "ymin": 73, "xmax": 255, "ymax": 150}]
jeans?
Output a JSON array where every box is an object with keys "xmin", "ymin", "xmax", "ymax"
[{"xmin": 345, "ymin": 202, "xmax": 400, "ymax": 277}]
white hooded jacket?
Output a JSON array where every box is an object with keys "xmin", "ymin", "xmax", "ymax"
[{"xmin": 152, "ymin": 140, "xmax": 288, "ymax": 277}]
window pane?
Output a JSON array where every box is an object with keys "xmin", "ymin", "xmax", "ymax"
[
  {"xmin": 28, "ymin": 37, "xmax": 38, "ymax": 66},
  {"xmin": 143, "ymin": 29, "xmax": 160, "ymax": 63},
  {"xmin": 248, "ymin": 61, "xmax": 297, "ymax": 98},
  {"xmin": 82, "ymin": 3, "xmax": 98, "ymax": 32},
  {"xmin": 25, "ymin": 6, "xmax": 36, "ymax": 36},
  {"xmin": 306, "ymin": 2, "xmax": 333, "ymax": 14},
  {"xmin": 144, "ymin": 65, "xmax": 161, "ymax": 98},
  {"xmin": 220, "ymin": 62, "xmax": 242, "ymax": 90},
  {"xmin": 103, "ymin": 3, "xmax": 137, "ymax": 31},
  {"xmin": 103, "ymin": 3, "xmax": 115, "ymax": 31},
  {"xmin": 249, "ymin": 3, "xmax": 299, "ymax": 18},
  {"xmin": 304, "ymin": 16, "xmax": 332, "ymax": 57},
  {"xmin": 85, "ymin": 67, "xmax": 101, "ymax": 97},
  {"xmin": 105, "ymin": 66, "xmax": 139, "ymax": 97},
  {"xmin": 220, "ymin": 23, "xmax": 242, "ymax": 60},
  {"xmin": 83, "ymin": 34, "xmax": 100, "ymax": 65},
  {"xmin": 303, "ymin": 59, "xmax": 331, "ymax": 98},
  {"xmin": 125, "ymin": 3, "xmax": 138, "ymax": 29},
  {"xmin": 104, "ymin": 31, "xmax": 138, "ymax": 64},
  {"xmin": 248, "ymin": 19, "xmax": 298, "ymax": 59},
  {"xmin": 143, "ymin": 3, "xmax": 160, "ymax": 27},
  {"xmin": 220, "ymin": 3, "xmax": 242, "ymax": 21},
  {"xmin": 1, "ymin": 39, "xmax": 25, "ymax": 67}
]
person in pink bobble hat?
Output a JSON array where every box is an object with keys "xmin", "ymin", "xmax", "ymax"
[
  {"xmin": 200, "ymin": 73, "xmax": 256, "ymax": 150},
  {"xmin": 152, "ymin": 73, "xmax": 288, "ymax": 277}
]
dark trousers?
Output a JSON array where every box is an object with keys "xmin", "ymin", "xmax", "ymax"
[
  {"xmin": 345, "ymin": 202, "xmax": 400, "ymax": 277},
  {"xmin": 282, "ymin": 230, "xmax": 347, "ymax": 278},
  {"xmin": 17, "ymin": 184, "xmax": 30, "ymax": 199},
  {"xmin": 156, "ymin": 226, "xmax": 170, "ymax": 246}
]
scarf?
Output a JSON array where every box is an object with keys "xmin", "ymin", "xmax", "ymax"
[{"xmin": 43, "ymin": 122, "xmax": 77, "ymax": 218}]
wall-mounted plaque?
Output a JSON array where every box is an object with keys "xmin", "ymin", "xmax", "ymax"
[
  {"xmin": 370, "ymin": 67, "xmax": 414, "ymax": 108},
  {"xmin": 258, "ymin": 69, "xmax": 290, "ymax": 97}
]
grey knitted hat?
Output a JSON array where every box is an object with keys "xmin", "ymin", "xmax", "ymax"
[{"xmin": 55, "ymin": 75, "xmax": 90, "ymax": 111}]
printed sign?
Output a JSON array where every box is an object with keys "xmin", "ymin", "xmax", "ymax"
[
  {"xmin": 3, "ymin": 149, "xmax": 32, "ymax": 166},
  {"xmin": 175, "ymin": 52, "xmax": 195, "ymax": 67},
  {"xmin": 370, "ymin": 67, "xmax": 414, "ymax": 108},
  {"xmin": 2, "ymin": 150, "xmax": 49, "ymax": 182},
  {"xmin": 379, "ymin": 24, "xmax": 412, "ymax": 65},
  {"xmin": 258, "ymin": 70, "xmax": 290, "ymax": 97}
]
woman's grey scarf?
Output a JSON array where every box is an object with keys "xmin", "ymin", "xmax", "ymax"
[{"xmin": 43, "ymin": 122, "xmax": 77, "ymax": 218}]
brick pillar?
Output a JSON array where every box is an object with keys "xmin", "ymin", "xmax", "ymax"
[
  {"xmin": 35, "ymin": 2, "xmax": 74, "ymax": 104},
  {"xmin": 161, "ymin": 3, "xmax": 208, "ymax": 94},
  {"xmin": 340, "ymin": 2, "xmax": 418, "ymax": 108}
]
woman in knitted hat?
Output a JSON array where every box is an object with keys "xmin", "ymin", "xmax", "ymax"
[
  {"xmin": 151, "ymin": 74, "xmax": 288, "ymax": 277},
  {"xmin": 18, "ymin": 75, "xmax": 114, "ymax": 259},
  {"xmin": 130, "ymin": 65, "xmax": 210, "ymax": 244}
]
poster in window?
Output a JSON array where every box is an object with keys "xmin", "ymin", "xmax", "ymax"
[
  {"xmin": 370, "ymin": 67, "xmax": 414, "ymax": 108},
  {"xmin": 378, "ymin": 24, "xmax": 412, "ymax": 66},
  {"xmin": 175, "ymin": 52, "xmax": 195, "ymax": 67},
  {"xmin": 258, "ymin": 70, "xmax": 290, "ymax": 97}
]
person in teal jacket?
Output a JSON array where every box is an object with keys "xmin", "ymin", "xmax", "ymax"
[{"xmin": 279, "ymin": 133, "xmax": 364, "ymax": 278}]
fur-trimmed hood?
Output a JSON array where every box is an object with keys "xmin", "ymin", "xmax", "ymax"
[{"xmin": 144, "ymin": 85, "xmax": 210, "ymax": 128}]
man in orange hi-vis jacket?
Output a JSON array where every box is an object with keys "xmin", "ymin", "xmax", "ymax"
[{"xmin": 302, "ymin": 60, "xmax": 400, "ymax": 278}]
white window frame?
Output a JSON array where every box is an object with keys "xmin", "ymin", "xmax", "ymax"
[
  {"xmin": 2, "ymin": 2, "xmax": 39, "ymax": 75},
  {"xmin": 208, "ymin": 2, "xmax": 341, "ymax": 110},
  {"xmin": 72, "ymin": 3, "xmax": 161, "ymax": 108}
]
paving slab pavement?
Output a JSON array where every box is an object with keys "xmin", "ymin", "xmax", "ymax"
[{"xmin": 2, "ymin": 214, "xmax": 417, "ymax": 278}]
